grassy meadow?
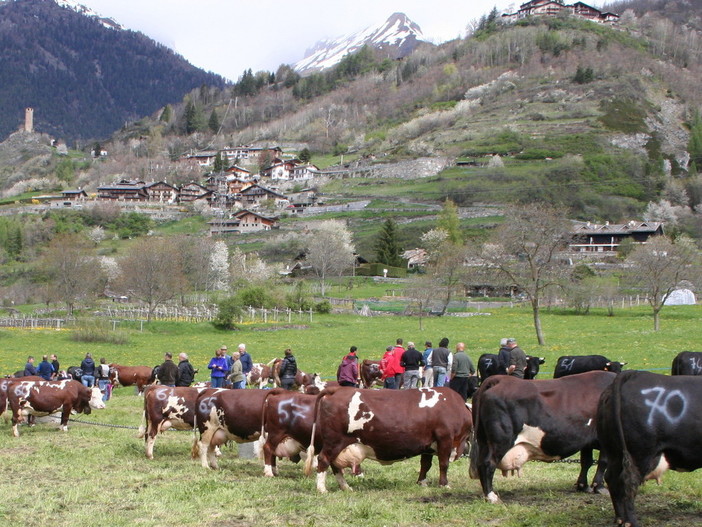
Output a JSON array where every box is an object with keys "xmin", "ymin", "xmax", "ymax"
[{"xmin": 1, "ymin": 305, "xmax": 701, "ymax": 526}]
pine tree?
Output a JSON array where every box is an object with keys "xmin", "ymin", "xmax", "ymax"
[
  {"xmin": 160, "ymin": 104, "xmax": 172, "ymax": 122},
  {"xmin": 183, "ymin": 100, "xmax": 205, "ymax": 135},
  {"xmin": 299, "ymin": 148, "xmax": 312, "ymax": 163},
  {"xmin": 213, "ymin": 152, "xmax": 225, "ymax": 173},
  {"xmin": 374, "ymin": 218, "xmax": 403, "ymax": 267},
  {"xmin": 437, "ymin": 199, "xmax": 463, "ymax": 245},
  {"xmin": 688, "ymin": 111, "xmax": 702, "ymax": 169},
  {"xmin": 208, "ymin": 109, "xmax": 220, "ymax": 133}
]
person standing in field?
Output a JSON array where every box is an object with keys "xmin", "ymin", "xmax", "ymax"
[
  {"xmin": 432, "ymin": 338, "xmax": 451, "ymax": 387},
  {"xmin": 380, "ymin": 346, "xmax": 397, "ymax": 389},
  {"xmin": 422, "ymin": 341, "xmax": 434, "ymax": 387},
  {"xmin": 96, "ymin": 358, "xmax": 112, "ymax": 401},
  {"xmin": 80, "ymin": 353, "xmax": 96, "ymax": 387},
  {"xmin": 37, "ymin": 355, "xmax": 54, "ymax": 381},
  {"xmin": 497, "ymin": 338, "xmax": 511, "ymax": 375},
  {"xmin": 391, "ymin": 338, "xmax": 405, "ymax": 388},
  {"xmin": 228, "ymin": 351, "xmax": 245, "ymax": 389},
  {"xmin": 238, "ymin": 344, "xmax": 253, "ymax": 378},
  {"xmin": 449, "ymin": 342, "xmax": 476, "ymax": 401},
  {"xmin": 337, "ymin": 346, "xmax": 360, "ymax": 387},
  {"xmin": 50, "ymin": 354, "xmax": 60, "ymax": 380},
  {"xmin": 176, "ymin": 353, "xmax": 196, "ymax": 387},
  {"xmin": 401, "ymin": 342, "xmax": 424, "ymax": 389},
  {"xmin": 157, "ymin": 352, "xmax": 179, "ymax": 387},
  {"xmin": 279, "ymin": 348, "xmax": 298, "ymax": 391},
  {"xmin": 207, "ymin": 348, "xmax": 229, "ymax": 388},
  {"xmin": 507, "ymin": 338, "xmax": 528, "ymax": 379},
  {"xmin": 23, "ymin": 356, "xmax": 37, "ymax": 377}
]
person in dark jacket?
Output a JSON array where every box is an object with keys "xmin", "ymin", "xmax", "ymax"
[
  {"xmin": 337, "ymin": 346, "xmax": 359, "ymax": 387},
  {"xmin": 401, "ymin": 342, "xmax": 425, "ymax": 389},
  {"xmin": 507, "ymin": 338, "xmax": 527, "ymax": 379},
  {"xmin": 50, "ymin": 354, "xmax": 60, "ymax": 380},
  {"xmin": 279, "ymin": 348, "xmax": 297, "ymax": 390},
  {"xmin": 238, "ymin": 344, "xmax": 253, "ymax": 376},
  {"xmin": 176, "ymin": 353, "xmax": 196, "ymax": 387},
  {"xmin": 80, "ymin": 353, "xmax": 96, "ymax": 387},
  {"xmin": 497, "ymin": 338, "xmax": 511, "ymax": 375},
  {"xmin": 96, "ymin": 357, "xmax": 111, "ymax": 401},
  {"xmin": 23, "ymin": 356, "xmax": 37, "ymax": 377},
  {"xmin": 432, "ymin": 338, "xmax": 451, "ymax": 387},
  {"xmin": 449, "ymin": 342, "xmax": 476, "ymax": 401},
  {"xmin": 37, "ymin": 355, "xmax": 53, "ymax": 380},
  {"xmin": 157, "ymin": 352, "xmax": 179, "ymax": 387}
]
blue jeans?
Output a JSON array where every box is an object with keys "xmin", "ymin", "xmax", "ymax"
[
  {"xmin": 383, "ymin": 377, "xmax": 396, "ymax": 389},
  {"xmin": 211, "ymin": 377, "xmax": 225, "ymax": 388},
  {"xmin": 233, "ymin": 380, "xmax": 245, "ymax": 389},
  {"xmin": 81, "ymin": 375, "xmax": 95, "ymax": 388},
  {"xmin": 98, "ymin": 379, "xmax": 111, "ymax": 401},
  {"xmin": 434, "ymin": 367, "xmax": 447, "ymax": 387}
]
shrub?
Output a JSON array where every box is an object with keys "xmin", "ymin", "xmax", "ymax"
[
  {"xmin": 237, "ymin": 285, "xmax": 275, "ymax": 309},
  {"xmin": 212, "ymin": 296, "xmax": 243, "ymax": 330},
  {"xmin": 315, "ymin": 300, "xmax": 332, "ymax": 314}
]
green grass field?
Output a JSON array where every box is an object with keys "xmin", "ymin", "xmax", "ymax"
[{"xmin": 0, "ymin": 305, "xmax": 701, "ymax": 526}]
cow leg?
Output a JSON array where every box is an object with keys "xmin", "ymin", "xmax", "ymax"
[
  {"xmin": 263, "ymin": 441, "xmax": 277, "ymax": 477},
  {"xmin": 590, "ymin": 451, "xmax": 608, "ymax": 495},
  {"xmin": 315, "ymin": 451, "xmax": 332, "ymax": 493},
  {"xmin": 145, "ymin": 432, "xmax": 157, "ymax": 459},
  {"xmin": 59, "ymin": 406, "xmax": 71, "ymax": 432},
  {"xmin": 474, "ymin": 439, "xmax": 500, "ymax": 503},
  {"xmin": 11, "ymin": 412, "xmax": 20, "ymax": 437},
  {"xmin": 604, "ymin": 455, "xmax": 641, "ymax": 527},
  {"xmin": 332, "ymin": 465, "xmax": 352, "ymax": 492},
  {"xmin": 576, "ymin": 447, "xmax": 594, "ymax": 492},
  {"xmin": 418, "ymin": 453, "xmax": 433, "ymax": 486}
]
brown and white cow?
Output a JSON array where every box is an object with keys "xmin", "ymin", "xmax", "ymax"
[
  {"xmin": 304, "ymin": 374, "xmax": 339, "ymax": 395},
  {"xmin": 359, "ymin": 359, "xmax": 382, "ymax": 389},
  {"xmin": 138, "ymin": 385, "xmax": 217, "ymax": 459},
  {"xmin": 109, "ymin": 364, "xmax": 155, "ymax": 394},
  {"xmin": 0, "ymin": 377, "xmax": 42, "ymax": 418},
  {"xmin": 8, "ymin": 379, "xmax": 105, "ymax": 436},
  {"xmin": 469, "ymin": 371, "xmax": 616, "ymax": 504},
  {"xmin": 259, "ymin": 389, "xmax": 319, "ymax": 477},
  {"xmin": 304, "ymin": 386, "xmax": 472, "ymax": 492},
  {"xmin": 246, "ymin": 362, "xmax": 273, "ymax": 388},
  {"xmin": 193, "ymin": 388, "xmax": 269, "ymax": 469}
]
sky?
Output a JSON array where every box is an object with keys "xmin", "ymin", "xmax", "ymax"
[{"xmin": 76, "ymin": 0, "xmax": 524, "ymax": 82}]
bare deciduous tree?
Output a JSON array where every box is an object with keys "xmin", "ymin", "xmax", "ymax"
[
  {"xmin": 39, "ymin": 233, "xmax": 103, "ymax": 315},
  {"xmin": 623, "ymin": 235, "xmax": 700, "ymax": 330},
  {"xmin": 480, "ymin": 204, "xmax": 571, "ymax": 345},
  {"xmin": 115, "ymin": 237, "xmax": 186, "ymax": 321},
  {"xmin": 305, "ymin": 220, "xmax": 355, "ymax": 297}
]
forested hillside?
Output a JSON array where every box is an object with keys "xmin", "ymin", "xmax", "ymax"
[{"xmin": 0, "ymin": 0, "xmax": 225, "ymax": 142}]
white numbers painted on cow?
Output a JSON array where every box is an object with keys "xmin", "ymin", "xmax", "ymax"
[
  {"xmin": 688, "ymin": 357, "xmax": 702, "ymax": 375},
  {"xmin": 641, "ymin": 387, "xmax": 687, "ymax": 427},
  {"xmin": 560, "ymin": 358, "xmax": 575, "ymax": 372},
  {"xmin": 277, "ymin": 398, "xmax": 307, "ymax": 425},
  {"xmin": 418, "ymin": 388, "xmax": 443, "ymax": 409},
  {"xmin": 347, "ymin": 391, "xmax": 374, "ymax": 433},
  {"xmin": 483, "ymin": 357, "xmax": 493, "ymax": 369},
  {"xmin": 154, "ymin": 387, "xmax": 170, "ymax": 402}
]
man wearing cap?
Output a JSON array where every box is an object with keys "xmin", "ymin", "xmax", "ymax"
[{"xmin": 507, "ymin": 338, "xmax": 527, "ymax": 379}]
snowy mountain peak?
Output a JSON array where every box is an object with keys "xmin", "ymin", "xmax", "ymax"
[
  {"xmin": 294, "ymin": 12, "xmax": 425, "ymax": 75},
  {"xmin": 54, "ymin": 0, "xmax": 124, "ymax": 30}
]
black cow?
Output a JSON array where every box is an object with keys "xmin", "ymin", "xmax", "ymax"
[
  {"xmin": 469, "ymin": 371, "xmax": 616, "ymax": 503},
  {"xmin": 477, "ymin": 354, "xmax": 545, "ymax": 383},
  {"xmin": 670, "ymin": 351, "xmax": 702, "ymax": 375},
  {"xmin": 553, "ymin": 355, "xmax": 625, "ymax": 378},
  {"xmin": 597, "ymin": 371, "xmax": 702, "ymax": 527}
]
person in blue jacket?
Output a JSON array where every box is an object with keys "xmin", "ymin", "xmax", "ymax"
[
  {"xmin": 23, "ymin": 356, "xmax": 37, "ymax": 377},
  {"xmin": 37, "ymin": 355, "xmax": 54, "ymax": 380},
  {"xmin": 208, "ymin": 347, "xmax": 229, "ymax": 388}
]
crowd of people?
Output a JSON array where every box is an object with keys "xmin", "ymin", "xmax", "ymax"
[{"xmin": 17, "ymin": 337, "xmax": 528, "ymax": 403}]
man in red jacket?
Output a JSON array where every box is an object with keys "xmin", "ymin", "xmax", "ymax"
[
  {"xmin": 380, "ymin": 346, "xmax": 397, "ymax": 389},
  {"xmin": 391, "ymin": 338, "xmax": 405, "ymax": 389}
]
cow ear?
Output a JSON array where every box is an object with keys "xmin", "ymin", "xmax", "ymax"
[{"xmin": 621, "ymin": 362, "xmax": 627, "ymax": 366}]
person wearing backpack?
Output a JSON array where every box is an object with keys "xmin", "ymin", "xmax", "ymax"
[{"xmin": 96, "ymin": 357, "xmax": 112, "ymax": 402}]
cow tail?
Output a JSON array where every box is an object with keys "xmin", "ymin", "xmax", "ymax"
[
  {"xmin": 468, "ymin": 386, "xmax": 481, "ymax": 479},
  {"xmin": 611, "ymin": 371, "xmax": 641, "ymax": 498},
  {"xmin": 258, "ymin": 392, "xmax": 273, "ymax": 461},
  {"xmin": 303, "ymin": 391, "xmax": 326, "ymax": 477},
  {"xmin": 137, "ymin": 410, "xmax": 147, "ymax": 439}
]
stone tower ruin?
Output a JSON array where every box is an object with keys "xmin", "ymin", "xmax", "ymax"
[{"xmin": 24, "ymin": 107, "xmax": 34, "ymax": 133}]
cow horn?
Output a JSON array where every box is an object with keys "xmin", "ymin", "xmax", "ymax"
[{"xmin": 606, "ymin": 362, "xmax": 611, "ymax": 367}]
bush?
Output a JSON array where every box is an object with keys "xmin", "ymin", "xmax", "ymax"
[
  {"xmin": 315, "ymin": 300, "xmax": 331, "ymax": 314},
  {"xmin": 70, "ymin": 319, "xmax": 129, "ymax": 345},
  {"xmin": 212, "ymin": 296, "xmax": 243, "ymax": 330},
  {"xmin": 237, "ymin": 285, "xmax": 276, "ymax": 309}
]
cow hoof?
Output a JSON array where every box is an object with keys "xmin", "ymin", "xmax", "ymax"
[
  {"xmin": 593, "ymin": 486, "xmax": 609, "ymax": 496},
  {"xmin": 418, "ymin": 479, "xmax": 428, "ymax": 487},
  {"xmin": 486, "ymin": 491, "xmax": 501, "ymax": 504}
]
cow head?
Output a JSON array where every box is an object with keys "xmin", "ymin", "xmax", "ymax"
[
  {"xmin": 525, "ymin": 357, "xmax": 546, "ymax": 380},
  {"xmin": 605, "ymin": 361, "xmax": 626, "ymax": 374}
]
